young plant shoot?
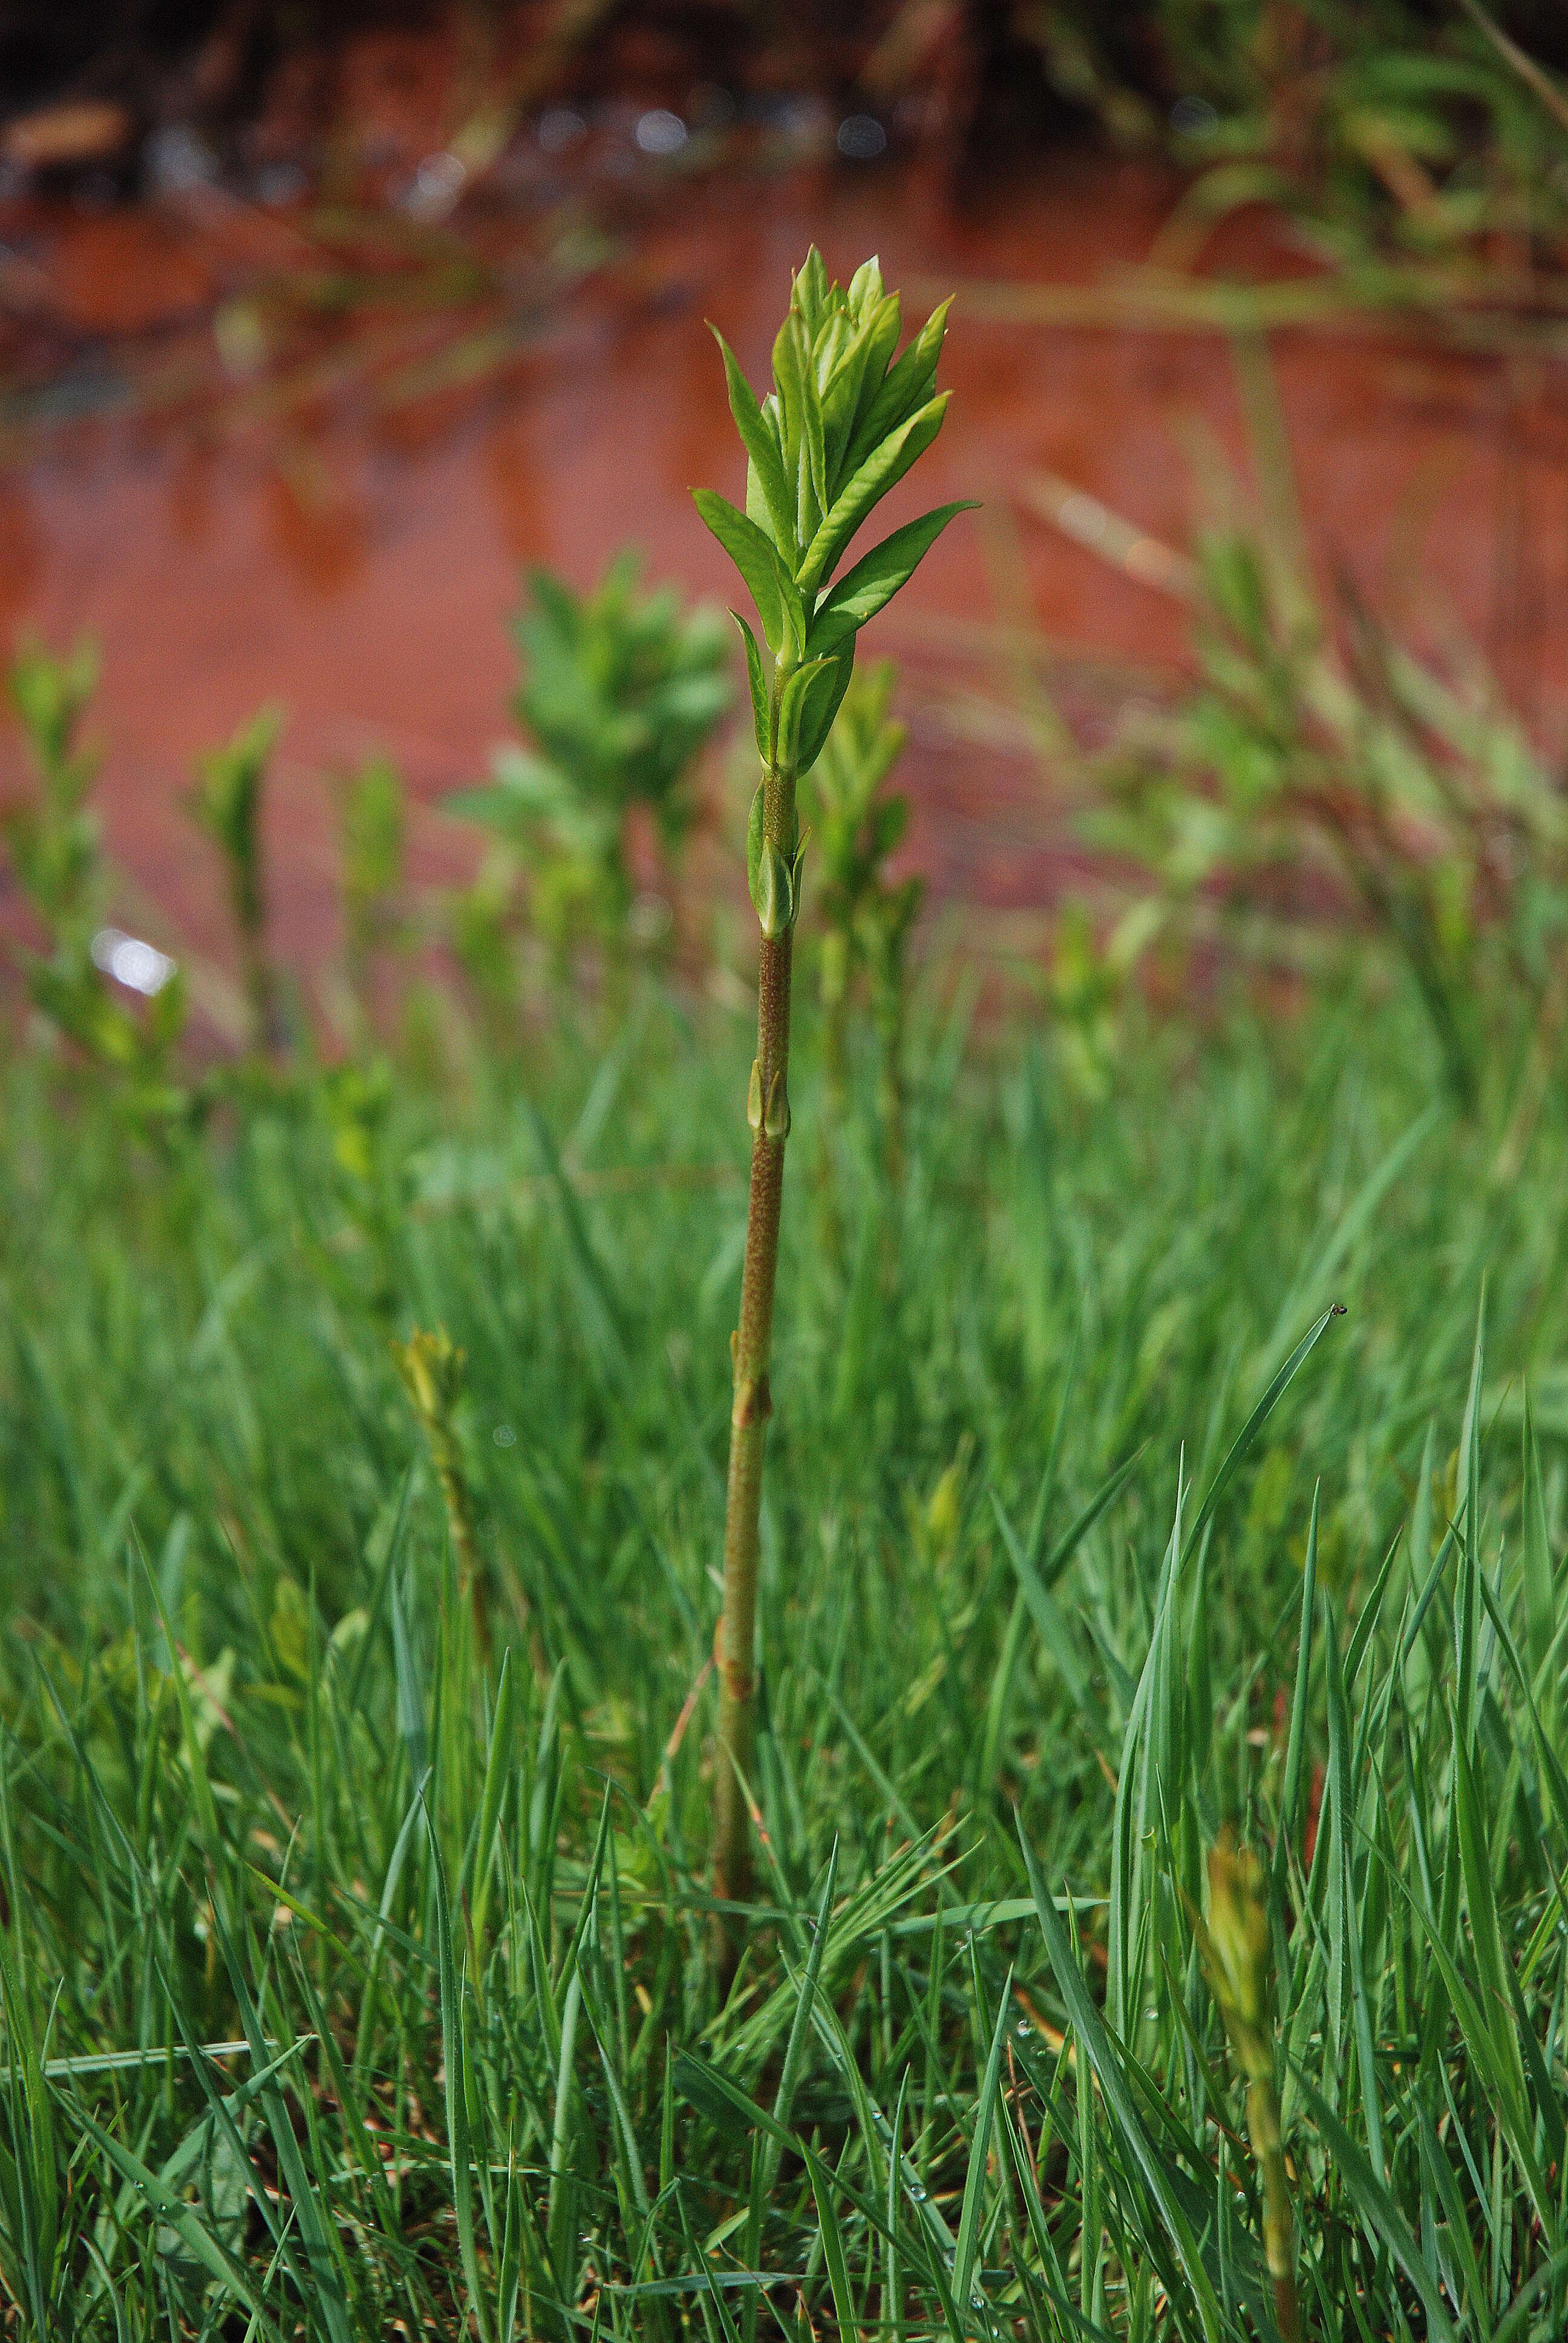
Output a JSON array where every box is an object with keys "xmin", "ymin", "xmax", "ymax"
[
  {"xmin": 696, "ymin": 249, "xmax": 970, "ymax": 1961},
  {"xmin": 192, "ymin": 705, "xmax": 285, "ymax": 1054},
  {"xmin": 447, "ymin": 554, "xmax": 731, "ymax": 971}
]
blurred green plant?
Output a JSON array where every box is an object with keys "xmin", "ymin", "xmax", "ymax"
[
  {"xmin": 448, "ymin": 552, "xmax": 733, "ymax": 968},
  {"xmin": 336, "ymin": 753, "xmax": 407, "ymax": 1038},
  {"xmin": 1097, "ymin": 516, "xmax": 1568, "ymax": 1109},
  {"xmin": 1045, "ymin": 897, "xmax": 1164, "ymax": 1102},
  {"xmin": 803, "ymin": 659, "xmax": 924, "ymax": 1179},
  {"xmin": 696, "ymin": 246, "xmax": 970, "ymax": 1964},
  {"xmin": 393, "ymin": 1325, "xmax": 489, "ymax": 1662},
  {"xmin": 1187, "ymin": 0, "xmax": 1568, "ymax": 254},
  {"xmin": 1, "ymin": 636, "xmax": 187, "ymax": 1103},
  {"xmin": 1011, "ymin": 339, "xmax": 1568, "ymax": 1113},
  {"xmin": 338, "ymin": 754, "xmax": 406, "ymax": 976},
  {"xmin": 1016, "ymin": 0, "xmax": 1568, "ymax": 270},
  {"xmin": 191, "ymin": 705, "xmax": 285, "ymax": 1052}
]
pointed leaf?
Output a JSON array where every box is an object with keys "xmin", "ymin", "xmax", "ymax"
[
  {"xmin": 62, "ymin": 2098, "xmax": 286, "ymax": 2339},
  {"xmin": 803, "ymin": 2144, "xmax": 857, "ymax": 2336},
  {"xmin": 794, "ymin": 653, "xmax": 855, "ymax": 776},
  {"xmin": 694, "ymin": 491, "xmax": 786, "ymax": 654},
  {"xmin": 745, "ymin": 783, "xmax": 765, "ymax": 913},
  {"xmin": 776, "ymin": 655, "xmax": 835, "ymax": 768},
  {"xmin": 753, "ymin": 839, "xmax": 793, "ymax": 937},
  {"xmin": 763, "ymin": 1846, "xmax": 838, "ymax": 2188},
  {"xmin": 1018, "ymin": 1823, "xmax": 1226, "ymax": 2332},
  {"xmin": 844, "ymin": 297, "xmax": 951, "ymax": 476},
  {"xmin": 808, "ymin": 503, "xmax": 975, "ymax": 658},
  {"xmin": 1455, "ymin": 1288, "xmax": 1486, "ymax": 1751},
  {"xmin": 1184, "ymin": 1304, "xmax": 1342, "ymax": 1565},
  {"xmin": 711, "ymin": 327, "xmax": 795, "ymax": 560},
  {"xmin": 428, "ymin": 1814, "xmax": 493, "ymax": 2343},
  {"xmin": 1522, "ymin": 1389, "xmax": 1555, "ymax": 1690},
  {"xmin": 797, "ymin": 393, "xmax": 951, "ymax": 598},
  {"xmin": 732, "ymin": 612, "xmax": 771, "ymax": 762},
  {"xmin": 1273, "ymin": 1483, "xmax": 1318, "ymax": 1894},
  {"xmin": 953, "ymin": 1974, "xmax": 1011, "ymax": 2311},
  {"xmin": 825, "ymin": 295, "xmax": 901, "ymax": 479}
]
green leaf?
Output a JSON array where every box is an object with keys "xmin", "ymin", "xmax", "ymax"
[
  {"xmin": 844, "ymin": 297, "xmax": 951, "ymax": 477},
  {"xmin": 693, "ymin": 491, "xmax": 788, "ymax": 655},
  {"xmin": 1455, "ymin": 1286, "xmax": 1486, "ymax": 1751},
  {"xmin": 776, "ymin": 656, "xmax": 835, "ymax": 769},
  {"xmin": 1184, "ymin": 1303, "xmax": 1342, "ymax": 1565},
  {"xmin": 444, "ymin": 753, "xmax": 567, "ymax": 835},
  {"xmin": 143, "ymin": 1559, "xmax": 219, "ymax": 1849},
  {"xmin": 745, "ymin": 783, "xmax": 765, "ymax": 911},
  {"xmin": 763, "ymin": 1846, "xmax": 838, "ymax": 2188},
  {"xmin": 794, "ymin": 654, "xmax": 855, "ymax": 776},
  {"xmin": 1273, "ymin": 1481, "xmax": 1318, "ymax": 1894},
  {"xmin": 61, "ymin": 2097, "xmax": 286, "ymax": 2339},
  {"xmin": 469, "ymin": 1648, "xmax": 515, "ymax": 1955},
  {"xmin": 428, "ymin": 1814, "xmax": 492, "ymax": 2343},
  {"xmin": 671, "ymin": 2050, "xmax": 790, "ymax": 2148},
  {"xmin": 796, "ymin": 393, "xmax": 951, "ymax": 599},
  {"xmin": 733, "ymin": 614, "xmax": 771, "ymax": 763},
  {"xmin": 808, "ymin": 503, "xmax": 975, "ymax": 658},
  {"xmin": 710, "ymin": 328, "xmax": 795, "ymax": 562},
  {"xmin": 771, "ymin": 314, "xmax": 822, "ymax": 546},
  {"xmin": 209, "ymin": 1909, "xmax": 355, "ymax": 2343},
  {"xmin": 752, "ymin": 839, "xmax": 793, "ymax": 937},
  {"xmin": 1321, "ymin": 1594, "xmax": 1383, "ymax": 2174},
  {"xmin": 1452, "ymin": 1726, "xmax": 1528, "ymax": 2109},
  {"xmin": 822, "ymin": 296, "xmax": 902, "ymax": 480},
  {"xmin": 953, "ymin": 1973, "xmax": 1011, "ymax": 2311},
  {"xmin": 803, "ymin": 2143, "xmax": 857, "ymax": 2336},
  {"xmin": 1018, "ymin": 1823, "xmax": 1227, "ymax": 2334},
  {"xmin": 1522, "ymin": 1388, "xmax": 1555, "ymax": 1692}
]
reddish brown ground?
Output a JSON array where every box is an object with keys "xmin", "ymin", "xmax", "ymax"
[{"xmin": 2, "ymin": 53, "xmax": 1566, "ymax": 1013}]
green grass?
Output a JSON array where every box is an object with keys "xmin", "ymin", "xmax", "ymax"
[{"xmin": 1, "ymin": 961, "xmax": 1567, "ymax": 2338}]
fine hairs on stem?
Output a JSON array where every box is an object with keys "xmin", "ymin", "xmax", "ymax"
[{"xmin": 694, "ymin": 247, "xmax": 972, "ymax": 1981}]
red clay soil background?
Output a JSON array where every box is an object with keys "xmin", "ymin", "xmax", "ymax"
[{"xmin": 2, "ymin": 22, "xmax": 1567, "ymax": 1018}]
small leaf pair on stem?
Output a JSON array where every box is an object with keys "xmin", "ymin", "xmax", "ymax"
[{"xmin": 694, "ymin": 249, "xmax": 970, "ymax": 1979}]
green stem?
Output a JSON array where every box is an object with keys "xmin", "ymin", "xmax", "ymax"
[
  {"xmin": 713, "ymin": 751, "xmax": 797, "ymax": 1981},
  {"xmin": 1246, "ymin": 2074, "xmax": 1302, "ymax": 2343}
]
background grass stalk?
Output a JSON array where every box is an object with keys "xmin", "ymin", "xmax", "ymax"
[{"xmin": 714, "ymin": 735, "xmax": 797, "ymax": 1958}]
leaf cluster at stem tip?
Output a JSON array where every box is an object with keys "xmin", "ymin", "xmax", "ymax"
[{"xmin": 694, "ymin": 249, "xmax": 974, "ymax": 780}]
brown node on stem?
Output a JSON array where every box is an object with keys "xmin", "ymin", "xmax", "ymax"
[{"xmin": 732, "ymin": 1372, "xmax": 771, "ymax": 1427}]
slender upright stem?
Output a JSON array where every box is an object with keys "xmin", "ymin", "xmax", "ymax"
[
  {"xmin": 1246, "ymin": 2073, "xmax": 1302, "ymax": 2343},
  {"xmin": 713, "ymin": 749, "xmax": 797, "ymax": 1976}
]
